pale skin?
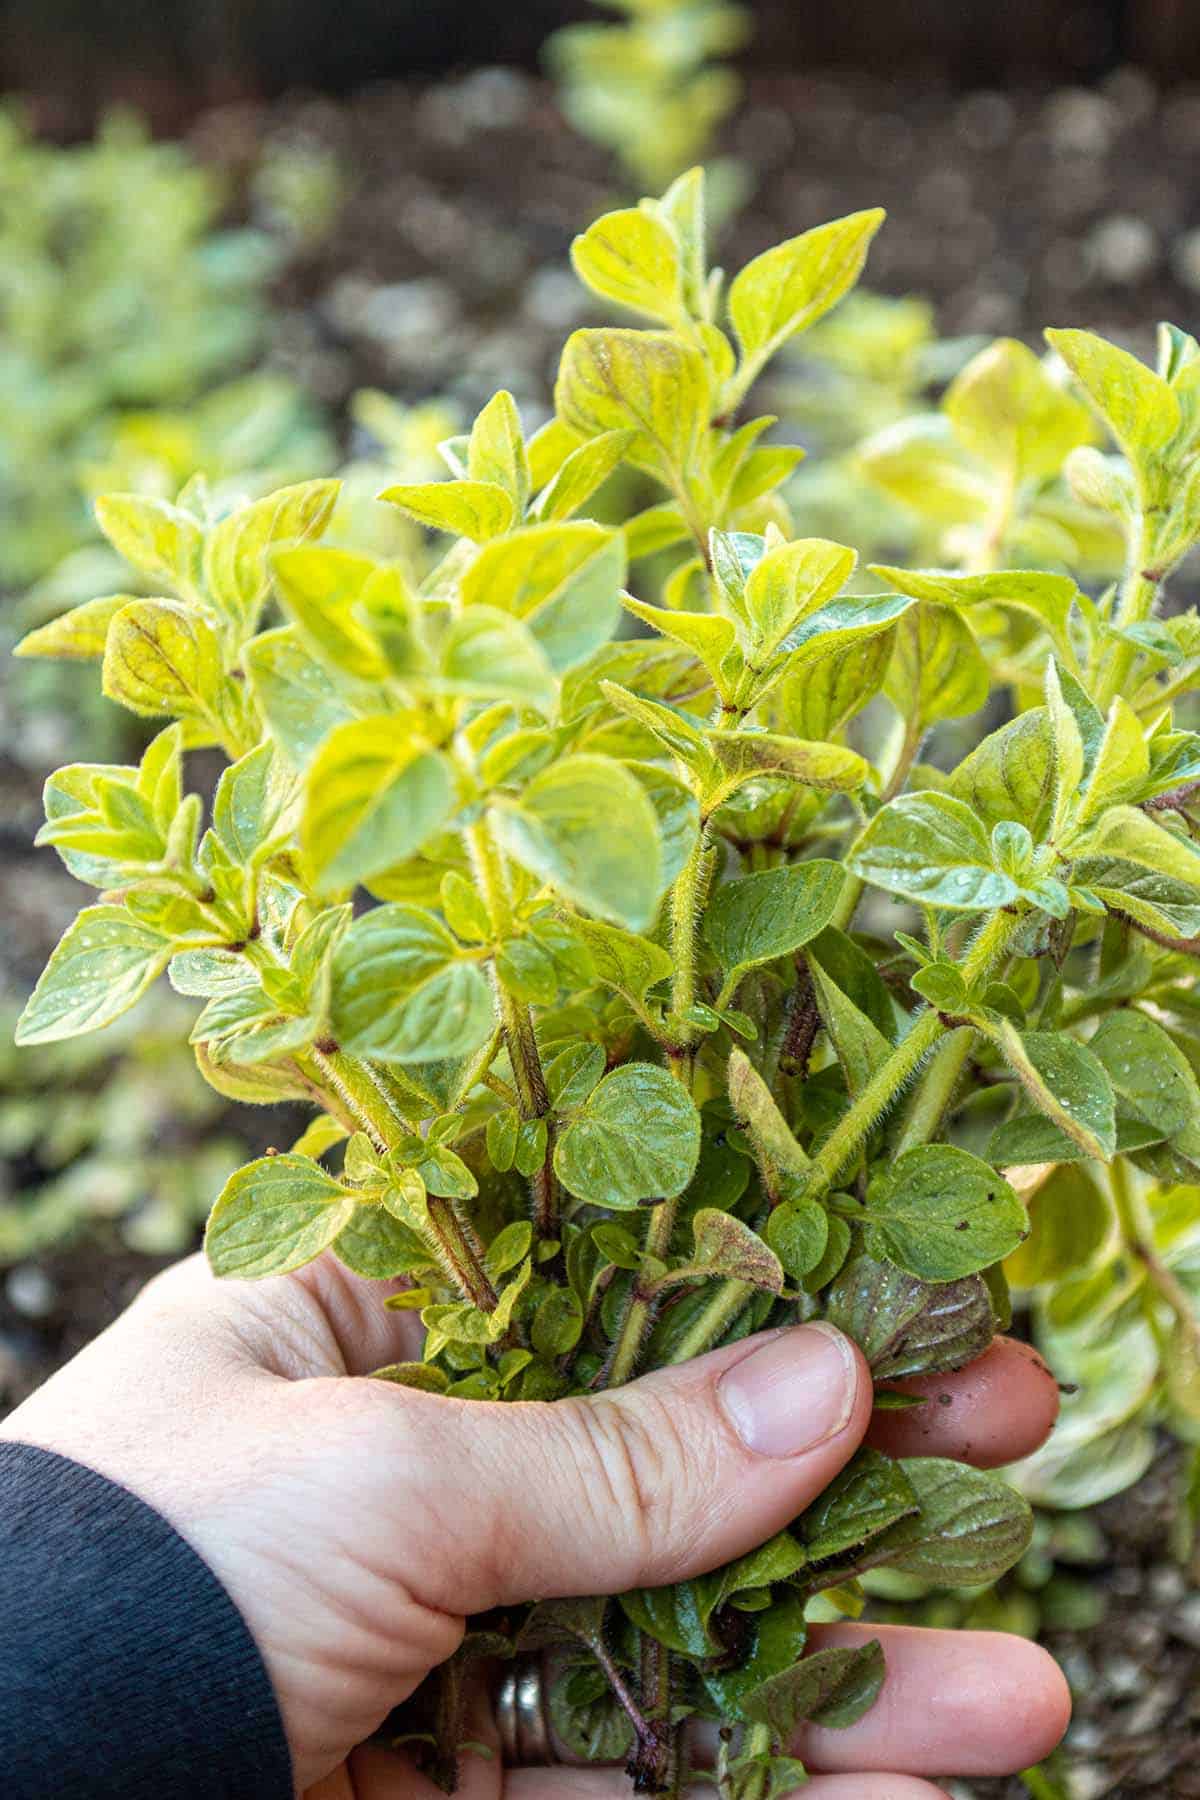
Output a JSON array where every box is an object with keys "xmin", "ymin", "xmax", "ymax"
[{"xmin": 1, "ymin": 1254, "xmax": 1071, "ymax": 1800}]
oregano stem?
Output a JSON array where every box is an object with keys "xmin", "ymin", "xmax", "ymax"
[
  {"xmin": 609, "ymin": 828, "xmax": 716, "ymax": 1385},
  {"xmin": 425, "ymin": 1195, "xmax": 500, "ymax": 1314},
  {"xmin": 1095, "ymin": 511, "xmax": 1161, "ymax": 711},
  {"xmin": 667, "ymin": 825, "xmax": 715, "ymax": 1061},
  {"xmin": 893, "ymin": 1025, "xmax": 974, "ymax": 1154},
  {"xmin": 663, "ymin": 1276, "xmax": 755, "ymax": 1365},
  {"xmin": 605, "ymin": 1197, "xmax": 679, "ymax": 1387},
  {"xmin": 802, "ymin": 909, "xmax": 1021, "ymax": 1199},
  {"xmin": 304, "ymin": 1047, "xmax": 395, "ymax": 1153},
  {"xmin": 465, "ymin": 818, "xmax": 557, "ymax": 1233},
  {"xmin": 1112, "ymin": 1157, "xmax": 1200, "ymax": 1360}
]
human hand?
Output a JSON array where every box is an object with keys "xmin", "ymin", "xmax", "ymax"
[{"xmin": 1, "ymin": 1253, "xmax": 1069, "ymax": 1799}]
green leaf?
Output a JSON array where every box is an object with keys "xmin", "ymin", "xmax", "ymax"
[
  {"xmin": 206, "ymin": 479, "xmax": 341, "ymax": 631},
  {"xmin": 944, "ymin": 338, "xmax": 1096, "ymax": 481},
  {"xmin": 1076, "ymin": 698, "xmax": 1149, "ymax": 825},
  {"xmin": 102, "ymin": 599, "xmax": 224, "ymax": 724},
  {"xmin": 205, "ymin": 1154, "xmax": 356, "ymax": 1279},
  {"xmin": 94, "ymin": 493, "xmax": 203, "ymax": 590},
  {"xmin": 212, "ymin": 742, "xmax": 300, "ymax": 866},
  {"xmin": 707, "ymin": 730, "xmax": 868, "ymax": 800},
  {"xmin": 14, "ymin": 592, "xmax": 130, "ymax": 661},
  {"xmin": 701, "ymin": 1592, "xmax": 809, "ymax": 1724},
  {"xmin": 1005, "ymin": 1166, "xmax": 1112, "ymax": 1286},
  {"xmin": 848, "ymin": 792, "xmax": 1019, "ymax": 911},
  {"xmin": 378, "ymin": 479, "xmax": 514, "ymax": 542},
  {"xmin": 690, "ymin": 1209, "xmax": 785, "ymax": 1293},
  {"xmin": 884, "ymin": 603, "xmax": 988, "ymax": 727},
  {"xmin": 872, "ymin": 566, "xmax": 1079, "ymax": 661},
  {"xmin": 460, "ymin": 523, "xmax": 626, "ymax": 671},
  {"xmin": 438, "ymin": 606, "xmax": 556, "ymax": 713},
  {"xmin": 742, "ymin": 536, "xmax": 857, "ymax": 661},
  {"xmin": 334, "ymin": 1205, "xmax": 427, "ymax": 1279},
  {"xmin": 244, "ymin": 626, "xmax": 354, "ymax": 770},
  {"xmin": 571, "ymin": 207, "xmax": 684, "ymax": 322},
  {"xmin": 808, "ymin": 959, "xmax": 892, "ymax": 1097},
  {"xmin": 947, "ymin": 710, "xmax": 1054, "ymax": 833},
  {"xmin": 993, "ymin": 1024, "xmax": 1117, "ymax": 1161},
  {"xmin": 371, "ymin": 1362, "xmax": 450, "ymax": 1393},
  {"xmin": 568, "ymin": 916, "xmax": 673, "ymax": 1006},
  {"xmin": 863, "ymin": 1145, "xmax": 1027, "ymax": 1280},
  {"xmin": 554, "ymin": 1062, "xmax": 702, "ymax": 1209},
  {"xmin": 467, "ymin": 390, "xmax": 530, "ymax": 514},
  {"xmin": 824, "ymin": 1254, "xmax": 996, "ymax": 1381},
  {"xmin": 555, "ymin": 328, "xmax": 710, "ymax": 486},
  {"xmin": 703, "ymin": 860, "xmax": 845, "ymax": 987},
  {"xmin": 270, "ymin": 547, "xmax": 391, "ymax": 684},
  {"xmin": 15, "ymin": 905, "xmax": 173, "ymax": 1044},
  {"xmin": 729, "ymin": 209, "xmax": 885, "ymax": 373},
  {"xmin": 303, "ymin": 718, "xmax": 456, "ymax": 894},
  {"xmin": 620, "ymin": 592, "xmax": 736, "ymax": 687},
  {"xmin": 533, "ymin": 431, "xmax": 634, "ymax": 524},
  {"xmin": 1046, "ymin": 327, "xmax": 1181, "ymax": 462},
  {"xmin": 741, "ymin": 1639, "xmax": 885, "ymax": 1738},
  {"xmin": 806, "ymin": 927, "xmax": 896, "ymax": 1043},
  {"xmin": 778, "ymin": 630, "xmax": 894, "ymax": 740},
  {"xmin": 329, "ymin": 904, "xmax": 493, "ymax": 1065},
  {"xmin": 728, "ymin": 1049, "xmax": 811, "ymax": 1185},
  {"xmin": 490, "ymin": 754, "xmax": 664, "ymax": 932},
  {"xmin": 800, "ymin": 1449, "xmax": 919, "ymax": 1563},
  {"xmin": 1090, "ymin": 1009, "xmax": 1200, "ymax": 1143},
  {"xmin": 766, "ymin": 1199, "xmax": 831, "ymax": 1281},
  {"xmin": 857, "ymin": 1456, "xmax": 1033, "ymax": 1586},
  {"xmin": 1073, "ymin": 806, "xmax": 1200, "ymax": 938}
]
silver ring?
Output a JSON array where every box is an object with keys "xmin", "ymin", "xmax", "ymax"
[{"xmin": 495, "ymin": 1656, "xmax": 557, "ymax": 1766}]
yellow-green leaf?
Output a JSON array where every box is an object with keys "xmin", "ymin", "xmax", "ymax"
[
  {"xmin": 378, "ymin": 479, "xmax": 514, "ymax": 543},
  {"xmin": 729, "ymin": 209, "xmax": 885, "ymax": 373},
  {"xmin": 102, "ymin": 599, "xmax": 224, "ymax": 723},
  {"xmin": 303, "ymin": 717, "xmax": 456, "ymax": 893}
]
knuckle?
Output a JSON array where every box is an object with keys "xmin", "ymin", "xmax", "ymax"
[{"xmin": 568, "ymin": 1390, "xmax": 702, "ymax": 1585}]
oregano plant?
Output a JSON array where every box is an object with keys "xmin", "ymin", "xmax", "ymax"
[{"xmin": 14, "ymin": 167, "xmax": 1200, "ymax": 1795}]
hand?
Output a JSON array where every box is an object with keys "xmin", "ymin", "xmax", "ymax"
[{"xmin": 1, "ymin": 1253, "xmax": 1070, "ymax": 1799}]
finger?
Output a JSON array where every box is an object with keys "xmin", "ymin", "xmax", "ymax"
[
  {"xmin": 334, "ymin": 1742, "xmax": 501, "ymax": 1799},
  {"xmin": 797, "ymin": 1623, "xmax": 1070, "ymax": 1775},
  {"xmin": 513, "ymin": 1776, "xmax": 951, "ymax": 1799},
  {"xmin": 368, "ymin": 1323, "xmax": 871, "ymax": 1614},
  {"xmin": 866, "ymin": 1337, "xmax": 1060, "ymax": 1469}
]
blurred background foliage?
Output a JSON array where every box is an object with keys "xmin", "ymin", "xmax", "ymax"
[{"xmin": 3, "ymin": 6, "xmax": 1200, "ymax": 1794}]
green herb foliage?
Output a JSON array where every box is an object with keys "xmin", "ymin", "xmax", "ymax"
[
  {"xmin": 545, "ymin": 0, "xmax": 751, "ymax": 190},
  {"xmin": 17, "ymin": 168, "xmax": 1200, "ymax": 1796}
]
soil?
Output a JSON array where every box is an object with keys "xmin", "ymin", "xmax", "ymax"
[{"xmin": 4, "ymin": 61, "xmax": 1200, "ymax": 1798}]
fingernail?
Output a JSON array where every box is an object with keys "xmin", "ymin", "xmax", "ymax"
[{"xmin": 717, "ymin": 1323, "xmax": 859, "ymax": 1457}]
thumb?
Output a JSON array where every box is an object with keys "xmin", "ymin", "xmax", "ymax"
[{"xmin": 378, "ymin": 1322, "xmax": 871, "ymax": 1616}]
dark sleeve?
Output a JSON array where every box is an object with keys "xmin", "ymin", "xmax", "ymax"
[{"xmin": 0, "ymin": 1441, "xmax": 292, "ymax": 1800}]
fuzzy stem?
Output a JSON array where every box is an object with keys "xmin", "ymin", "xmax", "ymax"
[
  {"xmin": 666, "ymin": 826, "xmax": 715, "ymax": 1061},
  {"xmin": 1112, "ymin": 1158, "xmax": 1200, "ymax": 1360},
  {"xmin": 802, "ymin": 909, "xmax": 1020, "ymax": 1199},
  {"xmin": 1095, "ymin": 511, "xmax": 1162, "ymax": 711},
  {"xmin": 305, "ymin": 1047, "xmax": 398, "ymax": 1153},
  {"xmin": 664, "ymin": 1276, "xmax": 755, "ymax": 1366},
  {"xmin": 893, "ymin": 1025, "xmax": 974, "ymax": 1154},
  {"xmin": 466, "ymin": 818, "xmax": 557, "ymax": 1234},
  {"xmin": 606, "ymin": 1198, "xmax": 680, "ymax": 1387},
  {"xmin": 426, "ymin": 1195, "xmax": 500, "ymax": 1314}
]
